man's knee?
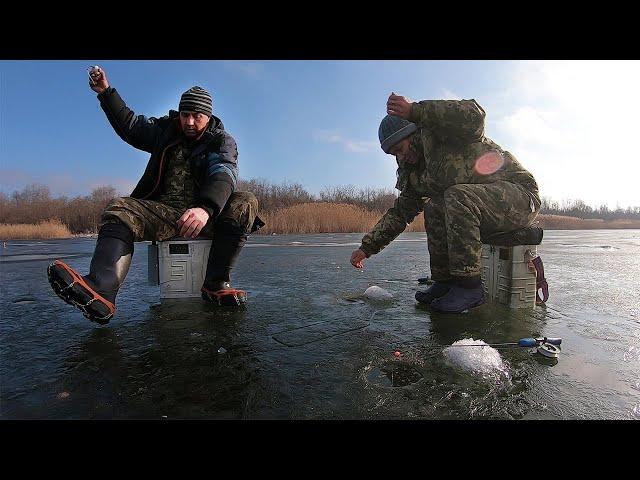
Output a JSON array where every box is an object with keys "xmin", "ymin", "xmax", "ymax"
[
  {"xmin": 217, "ymin": 191, "xmax": 259, "ymax": 234},
  {"xmin": 229, "ymin": 191, "xmax": 258, "ymax": 210},
  {"xmin": 100, "ymin": 197, "xmax": 148, "ymax": 241},
  {"xmin": 103, "ymin": 196, "xmax": 129, "ymax": 214},
  {"xmin": 444, "ymin": 185, "xmax": 483, "ymax": 220},
  {"xmin": 101, "ymin": 197, "xmax": 133, "ymax": 224}
]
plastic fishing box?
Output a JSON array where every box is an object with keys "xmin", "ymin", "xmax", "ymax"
[
  {"xmin": 480, "ymin": 244, "xmax": 538, "ymax": 309},
  {"xmin": 148, "ymin": 238, "xmax": 212, "ymax": 299}
]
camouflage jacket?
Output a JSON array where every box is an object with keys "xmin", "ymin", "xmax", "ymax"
[
  {"xmin": 97, "ymin": 87, "xmax": 238, "ymax": 218},
  {"xmin": 359, "ymin": 99, "xmax": 540, "ymax": 256}
]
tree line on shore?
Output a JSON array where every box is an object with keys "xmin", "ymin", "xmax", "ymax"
[{"xmin": 1, "ymin": 181, "xmax": 639, "ymax": 235}]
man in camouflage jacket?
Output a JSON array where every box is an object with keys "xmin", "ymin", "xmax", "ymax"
[
  {"xmin": 48, "ymin": 67, "xmax": 262, "ymax": 324},
  {"xmin": 350, "ymin": 93, "xmax": 540, "ymax": 313}
]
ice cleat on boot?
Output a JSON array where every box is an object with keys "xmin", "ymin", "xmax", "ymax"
[
  {"xmin": 201, "ymin": 281, "xmax": 247, "ymax": 307},
  {"xmin": 47, "ymin": 223, "xmax": 133, "ymax": 325},
  {"xmin": 47, "ymin": 260, "xmax": 115, "ymax": 324},
  {"xmin": 429, "ymin": 284, "xmax": 485, "ymax": 313},
  {"xmin": 201, "ymin": 228, "xmax": 248, "ymax": 307},
  {"xmin": 415, "ymin": 281, "xmax": 452, "ymax": 305}
]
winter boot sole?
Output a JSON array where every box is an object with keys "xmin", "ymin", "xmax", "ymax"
[
  {"xmin": 47, "ymin": 260, "xmax": 115, "ymax": 324},
  {"xmin": 415, "ymin": 282, "xmax": 453, "ymax": 306},
  {"xmin": 201, "ymin": 287, "xmax": 247, "ymax": 307},
  {"xmin": 430, "ymin": 296, "xmax": 486, "ymax": 314}
]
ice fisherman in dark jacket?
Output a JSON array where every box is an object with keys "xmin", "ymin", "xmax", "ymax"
[{"xmin": 48, "ymin": 66, "xmax": 263, "ymax": 324}]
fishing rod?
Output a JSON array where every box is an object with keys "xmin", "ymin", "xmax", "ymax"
[
  {"xmin": 446, "ymin": 337, "xmax": 562, "ymax": 358},
  {"xmin": 447, "ymin": 337, "xmax": 561, "ymax": 348}
]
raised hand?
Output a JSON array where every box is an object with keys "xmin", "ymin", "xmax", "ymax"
[
  {"xmin": 386, "ymin": 92, "xmax": 413, "ymax": 119},
  {"xmin": 88, "ymin": 65, "xmax": 109, "ymax": 94}
]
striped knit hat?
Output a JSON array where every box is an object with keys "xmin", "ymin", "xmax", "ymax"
[
  {"xmin": 378, "ymin": 115, "xmax": 417, "ymax": 153},
  {"xmin": 179, "ymin": 86, "xmax": 212, "ymax": 116}
]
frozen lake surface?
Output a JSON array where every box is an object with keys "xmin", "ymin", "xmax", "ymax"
[{"xmin": 1, "ymin": 230, "xmax": 639, "ymax": 419}]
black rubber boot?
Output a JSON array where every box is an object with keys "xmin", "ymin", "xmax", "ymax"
[
  {"xmin": 415, "ymin": 280, "xmax": 453, "ymax": 305},
  {"xmin": 429, "ymin": 276, "xmax": 485, "ymax": 313},
  {"xmin": 47, "ymin": 222, "xmax": 134, "ymax": 324},
  {"xmin": 85, "ymin": 229, "xmax": 134, "ymax": 304},
  {"xmin": 201, "ymin": 231, "xmax": 247, "ymax": 306}
]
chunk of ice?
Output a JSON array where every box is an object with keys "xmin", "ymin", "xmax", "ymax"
[
  {"xmin": 363, "ymin": 286, "xmax": 393, "ymax": 301},
  {"xmin": 443, "ymin": 338, "xmax": 509, "ymax": 378}
]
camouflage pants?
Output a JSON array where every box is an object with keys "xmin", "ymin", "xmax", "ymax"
[
  {"xmin": 100, "ymin": 191, "xmax": 260, "ymax": 242},
  {"xmin": 424, "ymin": 181, "xmax": 539, "ymax": 280}
]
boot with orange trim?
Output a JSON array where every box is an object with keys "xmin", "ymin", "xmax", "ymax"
[
  {"xmin": 47, "ymin": 222, "xmax": 134, "ymax": 324},
  {"xmin": 201, "ymin": 231, "xmax": 247, "ymax": 307}
]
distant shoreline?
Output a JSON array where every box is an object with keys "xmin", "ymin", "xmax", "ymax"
[{"xmin": 1, "ymin": 211, "xmax": 640, "ymax": 240}]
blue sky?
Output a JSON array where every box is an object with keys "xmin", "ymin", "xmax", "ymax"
[{"xmin": 1, "ymin": 60, "xmax": 638, "ymax": 208}]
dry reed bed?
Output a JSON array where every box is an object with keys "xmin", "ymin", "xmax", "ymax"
[
  {"xmin": 0, "ymin": 219, "xmax": 72, "ymax": 239},
  {"xmin": 536, "ymin": 214, "xmax": 640, "ymax": 229},
  {"xmin": 1, "ymin": 209, "xmax": 639, "ymax": 240}
]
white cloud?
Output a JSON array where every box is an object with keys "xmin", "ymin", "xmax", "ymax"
[
  {"xmin": 485, "ymin": 60, "xmax": 640, "ymax": 208},
  {"xmin": 0, "ymin": 169, "xmax": 137, "ymax": 197},
  {"xmin": 313, "ymin": 130, "xmax": 378, "ymax": 154},
  {"xmin": 497, "ymin": 107, "xmax": 569, "ymax": 150},
  {"xmin": 0, "ymin": 169, "xmax": 32, "ymax": 187},
  {"xmin": 441, "ymin": 88, "xmax": 462, "ymax": 100},
  {"xmin": 344, "ymin": 140, "xmax": 379, "ymax": 153},
  {"xmin": 313, "ymin": 130, "xmax": 343, "ymax": 144},
  {"xmin": 221, "ymin": 61, "xmax": 265, "ymax": 78}
]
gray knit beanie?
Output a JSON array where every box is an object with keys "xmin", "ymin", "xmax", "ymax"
[
  {"xmin": 179, "ymin": 86, "xmax": 212, "ymax": 116},
  {"xmin": 378, "ymin": 115, "xmax": 417, "ymax": 153}
]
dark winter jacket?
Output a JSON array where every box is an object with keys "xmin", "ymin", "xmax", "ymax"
[{"xmin": 97, "ymin": 86, "xmax": 238, "ymax": 219}]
